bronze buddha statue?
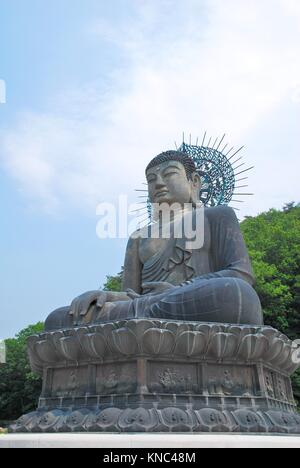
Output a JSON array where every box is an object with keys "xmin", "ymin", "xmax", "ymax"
[{"xmin": 45, "ymin": 150, "xmax": 262, "ymax": 330}]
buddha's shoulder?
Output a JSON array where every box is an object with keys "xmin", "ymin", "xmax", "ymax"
[
  {"xmin": 128, "ymin": 229, "xmax": 142, "ymax": 240},
  {"xmin": 127, "ymin": 226, "xmax": 149, "ymax": 242},
  {"xmin": 204, "ymin": 205, "xmax": 237, "ymax": 222}
]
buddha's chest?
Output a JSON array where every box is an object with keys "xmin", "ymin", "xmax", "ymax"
[
  {"xmin": 139, "ymin": 237, "xmax": 170, "ymax": 264},
  {"xmin": 138, "ymin": 218, "xmax": 211, "ymax": 265}
]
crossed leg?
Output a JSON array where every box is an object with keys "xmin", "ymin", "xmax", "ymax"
[{"xmin": 45, "ymin": 277, "xmax": 263, "ymax": 331}]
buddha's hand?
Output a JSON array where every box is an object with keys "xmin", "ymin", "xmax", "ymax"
[
  {"xmin": 142, "ymin": 282, "xmax": 176, "ymax": 296},
  {"xmin": 69, "ymin": 290, "xmax": 107, "ymax": 323}
]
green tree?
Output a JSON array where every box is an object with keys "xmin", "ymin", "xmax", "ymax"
[
  {"xmin": 102, "ymin": 269, "xmax": 123, "ymax": 292},
  {"xmin": 241, "ymin": 204, "xmax": 300, "ymax": 406},
  {"xmin": 0, "ymin": 323, "xmax": 44, "ymax": 422}
]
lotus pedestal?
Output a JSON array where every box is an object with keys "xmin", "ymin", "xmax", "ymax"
[{"xmin": 11, "ymin": 320, "xmax": 300, "ymax": 433}]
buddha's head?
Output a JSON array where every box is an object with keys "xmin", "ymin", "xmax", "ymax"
[{"xmin": 145, "ymin": 150, "xmax": 201, "ymax": 206}]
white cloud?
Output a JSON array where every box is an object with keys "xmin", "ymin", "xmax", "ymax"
[{"xmin": 1, "ymin": 0, "xmax": 300, "ymax": 216}]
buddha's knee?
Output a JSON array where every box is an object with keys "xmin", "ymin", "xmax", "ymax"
[
  {"xmin": 45, "ymin": 306, "xmax": 72, "ymax": 331},
  {"xmin": 219, "ymin": 277, "xmax": 263, "ymax": 325}
]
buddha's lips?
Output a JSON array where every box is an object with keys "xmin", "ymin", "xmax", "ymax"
[{"xmin": 155, "ymin": 190, "xmax": 169, "ymax": 198}]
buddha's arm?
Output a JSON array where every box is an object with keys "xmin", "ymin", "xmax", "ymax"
[
  {"xmin": 189, "ymin": 206, "xmax": 255, "ymax": 286},
  {"xmin": 99, "ymin": 234, "xmax": 142, "ymax": 303},
  {"xmin": 121, "ymin": 233, "xmax": 143, "ymax": 294}
]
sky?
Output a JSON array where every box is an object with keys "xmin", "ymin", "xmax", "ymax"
[{"xmin": 0, "ymin": 0, "xmax": 300, "ymax": 338}]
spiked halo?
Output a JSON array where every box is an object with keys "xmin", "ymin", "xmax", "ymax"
[{"xmin": 133, "ymin": 133, "xmax": 254, "ymax": 225}]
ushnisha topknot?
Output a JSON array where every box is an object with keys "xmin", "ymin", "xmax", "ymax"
[{"xmin": 146, "ymin": 150, "xmax": 197, "ymax": 181}]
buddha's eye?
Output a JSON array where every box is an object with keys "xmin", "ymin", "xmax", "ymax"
[{"xmin": 164, "ymin": 171, "xmax": 178, "ymax": 177}]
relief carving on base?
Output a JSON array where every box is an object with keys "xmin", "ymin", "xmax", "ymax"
[
  {"xmin": 206, "ymin": 365, "xmax": 257, "ymax": 397},
  {"xmin": 148, "ymin": 363, "xmax": 199, "ymax": 394}
]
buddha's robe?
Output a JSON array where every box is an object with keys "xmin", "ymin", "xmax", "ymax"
[
  {"xmin": 121, "ymin": 205, "xmax": 262, "ymax": 325},
  {"xmin": 141, "ymin": 205, "xmax": 255, "ymax": 286}
]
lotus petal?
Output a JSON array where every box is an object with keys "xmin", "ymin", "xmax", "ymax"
[
  {"xmin": 27, "ymin": 336, "xmax": 43, "ymax": 375},
  {"xmin": 81, "ymin": 333, "xmax": 107, "ymax": 359},
  {"xmin": 126, "ymin": 320, "xmax": 155, "ymax": 341},
  {"xmin": 175, "ymin": 331, "xmax": 207, "ymax": 357},
  {"xmin": 58, "ymin": 336, "xmax": 81, "ymax": 361},
  {"xmin": 35, "ymin": 339, "xmax": 58, "ymax": 363},
  {"xmin": 142, "ymin": 328, "xmax": 175, "ymax": 355},
  {"xmin": 207, "ymin": 333, "xmax": 238, "ymax": 360},
  {"xmin": 111, "ymin": 328, "xmax": 138, "ymax": 355},
  {"xmin": 238, "ymin": 334, "xmax": 269, "ymax": 361}
]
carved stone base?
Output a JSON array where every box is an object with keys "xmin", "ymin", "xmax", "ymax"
[
  {"xmin": 11, "ymin": 407, "xmax": 300, "ymax": 434},
  {"xmin": 10, "ymin": 320, "xmax": 300, "ymax": 433}
]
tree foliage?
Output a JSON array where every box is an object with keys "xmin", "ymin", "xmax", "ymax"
[
  {"xmin": 241, "ymin": 203, "xmax": 300, "ymax": 405},
  {"xmin": 102, "ymin": 270, "xmax": 123, "ymax": 292},
  {"xmin": 0, "ymin": 323, "xmax": 44, "ymax": 422}
]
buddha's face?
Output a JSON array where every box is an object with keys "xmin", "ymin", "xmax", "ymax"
[{"xmin": 146, "ymin": 160, "xmax": 201, "ymax": 206}]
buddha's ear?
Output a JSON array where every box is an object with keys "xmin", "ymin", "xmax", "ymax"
[{"xmin": 190, "ymin": 172, "xmax": 202, "ymax": 203}]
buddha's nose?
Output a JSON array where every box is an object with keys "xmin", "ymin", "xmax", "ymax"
[{"xmin": 155, "ymin": 174, "xmax": 165, "ymax": 188}]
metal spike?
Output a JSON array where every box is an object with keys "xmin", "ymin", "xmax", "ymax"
[
  {"xmin": 183, "ymin": 132, "xmax": 185, "ymax": 143},
  {"xmin": 231, "ymin": 200, "xmax": 245, "ymax": 203},
  {"xmin": 175, "ymin": 141, "xmax": 178, "ymax": 150},
  {"xmin": 137, "ymin": 216, "xmax": 151, "ymax": 224},
  {"xmin": 221, "ymin": 143, "xmax": 229, "ymax": 153},
  {"xmin": 135, "ymin": 189, "xmax": 148, "ymax": 192},
  {"xmin": 207, "ymin": 136, "xmax": 212, "ymax": 147},
  {"xmin": 129, "ymin": 208, "xmax": 148, "ymax": 214},
  {"xmin": 211, "ymin": 136, "xmax": 219, "ymax": 150},
  {"xmin": 235, "ymin": 185, "xmax": 249, "ymax": 189},
  {"xmin": 136, "ymin": 212, "xmax": 150, "ymax": 219},
  {"xmin": 195, "ymin": 137, "xmax": 199, "ymax": 146},
  {"xmin": 202, "ymin": 131, "xmax": 207, "ymax": 147},
  {"xmin": 216, "ymin": 134, "xmax": 226, "ymax": 152},
  {"xmin": 232, "ymin": 163, "xmax": 245, "ymax": 171},
  {"xmin": 235, "ymin": 166, "xmax": 254, "ymax": 177},
  {"xmin": 231, "ymin": 156, "xmax": 244, "ymax": 166},
  {"xmin": 138, "ymin": 196, "xmax": 149, "ymax": 199},
  {"xmin": 189, "ymin": 134, "xmax": 192, "ymax": 145},
  {"xmin": 228, "ymin": 146, "xmax": 244, "ymax": 162},
  {"xmin": 235, "ymin": 177, "xmax": 249, "ymax": 182},
  {"xmin": 233, "ymin": 193, "xmax": 254, "ymax": 196},
  {"xmin": 225, "ymin": 147, "xmax": 235, "ymax": 157},
  {"xmin": 130, "ymin": 205, "xmax": 148, "ymax": 212}
]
